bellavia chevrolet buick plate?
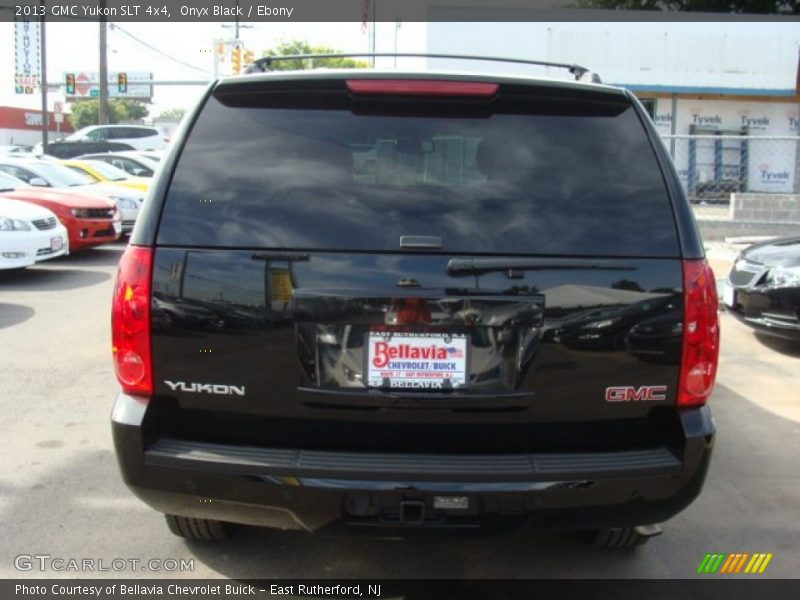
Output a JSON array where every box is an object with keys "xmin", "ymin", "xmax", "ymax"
[
  {"xmin": 367, "ymin": 332, "xmax": 469, "ymax": 389},
  {"xmin": 111, "ymin": 54, "xmax": 719, "ymax": 550}
]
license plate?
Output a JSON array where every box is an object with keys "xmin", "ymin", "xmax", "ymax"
[
  {"xmin": 721, "ymin": 281, "xmax": 735, "ymax": 308},
  {"xmin": 50, "ymin": 236, "xmax": 63, "ymax": 252},
  {"xmin": 366, "ymin": 332, "xmax": 469, "ymax": 390},
  {"xmin": 434, "ymin": 496, "xmax": 469, "ymax": 510}
]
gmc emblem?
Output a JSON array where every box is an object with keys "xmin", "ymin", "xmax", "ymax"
[{"xmin": 605, "ymin": 385, "xmax": 667, "ymax": 402}]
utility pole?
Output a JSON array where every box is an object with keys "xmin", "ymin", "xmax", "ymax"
[
  {"xmin": 370, "ymin": 0, "xmax": 377, "ymax": 67},
  {"xmin": 221, "ymin": 2, "xmax": 252, "ymax": 53},
  {"xmin": 98, "ymin": 0, "xmax": 109, "ymax": 125},
  {"xmin": 39, "ymin": 1, "xmax": 48, "ymax": 152},
  {"xmin": 394, "ymin": 20, "xmax": 401, "ymax": 67}
]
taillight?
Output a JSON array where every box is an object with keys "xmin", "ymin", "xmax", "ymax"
[
  {"xmin": 346, "ymin": 79, "xmax": 499, "ymax": 97},
  {"xmin": 678, "ymin": 259, "xmax": 719, "ymax": 407},
  {"xmin": 111, "ymin": 245, "xmax": 152, "ymax": 396}
]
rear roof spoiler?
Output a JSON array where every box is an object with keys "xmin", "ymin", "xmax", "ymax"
[{"xmin": 243, "ymin": 52, "xmax": 601, "ymax": 82}]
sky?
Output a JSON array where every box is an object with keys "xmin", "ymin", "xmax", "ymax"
[
  {"xmin": 1, "ymin": 20, "xmax": 426, "ymax": 117},
  {"xmin": 2, "ymin": 19, "xmax": 797, "ymax": 122}
]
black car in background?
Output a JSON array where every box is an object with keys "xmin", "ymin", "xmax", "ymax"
[
  {"xmin": 723, "ymin": 236, "xmax": 800, "ymax": 342},
  {"xmin": 110, "ymin": 58, "xmax": 720, "ymax": 550},
  {"xmin": 40, "ymin": 140, "xmax": 135, "ymax": 159}
]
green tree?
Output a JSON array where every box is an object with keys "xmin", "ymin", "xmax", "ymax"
[
  {"xmin": 261, "ymin": 40, "xmax": 369, "ymax": 70},
  {"xmin": 116, "ymin": 99, "xmax": 149, "ymax": 121},
  {"xmin": 69, "ymin": 99, "xmax": 150, "ymax": 130},
  {"xmin": 157, "ymin": 108, "xmax": 186, "ymax": 121},
  {"xmin": 573, "ymin": 0, "xmax": 797, "ymax": 13}
]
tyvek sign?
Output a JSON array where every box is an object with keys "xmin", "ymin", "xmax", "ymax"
[{"xmin": 655, "ymin": 98, "xmax": 798, "ymax": 193}]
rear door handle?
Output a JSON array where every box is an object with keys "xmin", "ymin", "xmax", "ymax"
[{"xmin": 400, "ymin": 235, "xmax": 442, "ymax": 250}]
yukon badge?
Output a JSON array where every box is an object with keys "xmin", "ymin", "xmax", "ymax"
[
  {"xmin": 164, "ymin": 380, "xmax": 246, "ymax": 396},
  {"xmin": 605, "ymin": 385, "xmax": 667, "ymax": 402}
]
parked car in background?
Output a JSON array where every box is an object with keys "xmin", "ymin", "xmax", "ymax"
[
  {"xmin": 66, "ymin": 125, "xmax": 166, "ymax": 151},
  {"xmin": 0, "ymin": 156, "xmax": 97, "ymax": 188},
  {"xmin": 0, "ymin": 197, "xmax": 69, "ymax": 269},
  {"xmin": 37, "ymin": 140, "xmax": 136, "ymax": 159},
  {"xmin": 62, "ymin": 159, "xmax": 150, "ymax": 194},
  {"xmin": 723, "ymin": 236, "xmax": 800, "ymax": 342},
  {"xmin": 77, "ymin": 152, "xmax": 159, "ymax": 178},
  {"xmin": 550, "ymin": 294, "xmax": 678, "ymax": 352},
  {"xmin": 133, "ymin": 150, "xmax": 165, "ymax": 163},
  {"xmin": 0, "ymin": 171, "xmax": 31, "ymax": 191},
  {"xmin": 0, "ymin": 157, "xmax": 144, "ymax": 234},
  {"xmin": 0, "ymin": 144, "xmax": 34, "ymax": 156},
  {"xmin": 624, "ymin": 307, "xmax": 684, "ymax": 364},
  {"xmin": 0, "ymin": 188, "xmax": 119, "ymax": 251}
]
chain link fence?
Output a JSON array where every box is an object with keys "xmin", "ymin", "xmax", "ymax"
[{"xmin": 660, "ymin": 134, "xmax": 800, "ymax": 241}]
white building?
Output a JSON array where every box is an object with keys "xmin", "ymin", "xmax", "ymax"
[{"xmin": 376, "ymin": 20, "xmax": 800, "ymax": 194}]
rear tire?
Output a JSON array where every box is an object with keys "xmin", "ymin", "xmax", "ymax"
[
  {"xmin": 164, "ymin": 514, "xmax": 234, "ymax": 541},
  {"xmin": 593, "ymin": 525, "xmax": 661, "ymax": 549}
]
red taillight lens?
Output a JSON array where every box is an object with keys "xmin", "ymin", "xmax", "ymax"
[
  {"xmin": 112, "ymin": 245, "xmax": 153, "ymax": 396},
  {"xmin": 678, "ymin": 259, "xmax": 720, "ymax": 407},
  {"xmin": 346, "ymin": 79, "xmax": 499, "ymax": 97}
]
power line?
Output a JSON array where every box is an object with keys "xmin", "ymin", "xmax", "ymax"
[{"xmin": 109, "ymin": 23, "xmax": 212, "ymax": 75}]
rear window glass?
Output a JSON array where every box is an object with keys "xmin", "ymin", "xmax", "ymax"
[{"xmin": 158, "ymin": 90, "xmax": 678, "ymax": 256}]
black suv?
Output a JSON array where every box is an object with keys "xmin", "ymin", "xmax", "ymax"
[{"xmin": 111, "ymin": 58, "xmax": 719, "ymax": 548}]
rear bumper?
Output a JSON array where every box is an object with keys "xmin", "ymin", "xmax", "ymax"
[
  {"xmin": 726, "ymin": 286, "xmax": 800, "ymax": 342},
  {"xmin": 112, "ymin": 393, "xmax": 715, "ymax": 535}
]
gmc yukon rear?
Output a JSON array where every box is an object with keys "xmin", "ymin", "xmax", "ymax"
[{"xmin": 111, "ymin": 65, "xmax": 718, "ymax": 548}]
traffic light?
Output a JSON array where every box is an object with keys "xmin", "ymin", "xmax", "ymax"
[
  {"xmin": 243, "ymin": 49, "xmax": 254, "ymax": 66},
  {"xmin": 65, "ymin": 73, "xmax": 75, "ymax": 95},
  {"xmin": 231, "ymin": 47, "xmax": 242, "ymax": 75},
  {"xmin": 118, "ymin": 72, "xmax": 127, "ymax": 94}
]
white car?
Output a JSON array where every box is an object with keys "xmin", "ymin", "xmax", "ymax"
[
  {"xmin": 0, "ymin": 158, "xmax": 143, "ymax": 233},
  {"xmin": 65, "ymin": 125, "xmax": 166, "ymax": 151},
  {"xmin": 0, "ymin": 171, "xmax": 30, "ymax": 191},
  {"xmin": 0, "ymin": 198, "xmax": 69, "ymax": 269}
]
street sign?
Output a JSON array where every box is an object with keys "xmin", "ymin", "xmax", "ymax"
[
  {"xmin": 75, "ymin": 73, "xmax": 90, "ymax": 96},
  {"xmin": 63, "ymin": 71, "xmax": 152, "ymax": 101},
  {"xmin": 54, "ymin": 101, "xmax": 64, "ymax": 124},
  {"xmin": 14, "ymin": 18, "xmax": 41, "ymax": 94}
]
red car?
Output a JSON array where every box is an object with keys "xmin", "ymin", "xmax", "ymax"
[{"xmin": 0, "ymin": 188, "xmax": 120, "ymax": 250}]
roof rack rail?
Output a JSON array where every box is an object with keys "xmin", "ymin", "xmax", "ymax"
[{"xmin": 243, "ymin": 53, "xmax": 599, "ymax": 82}]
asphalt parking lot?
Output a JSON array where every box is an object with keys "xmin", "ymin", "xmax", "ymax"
[{"xmin": 1, "ymin": 243, "xmax": 798, "ymax": 579}]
